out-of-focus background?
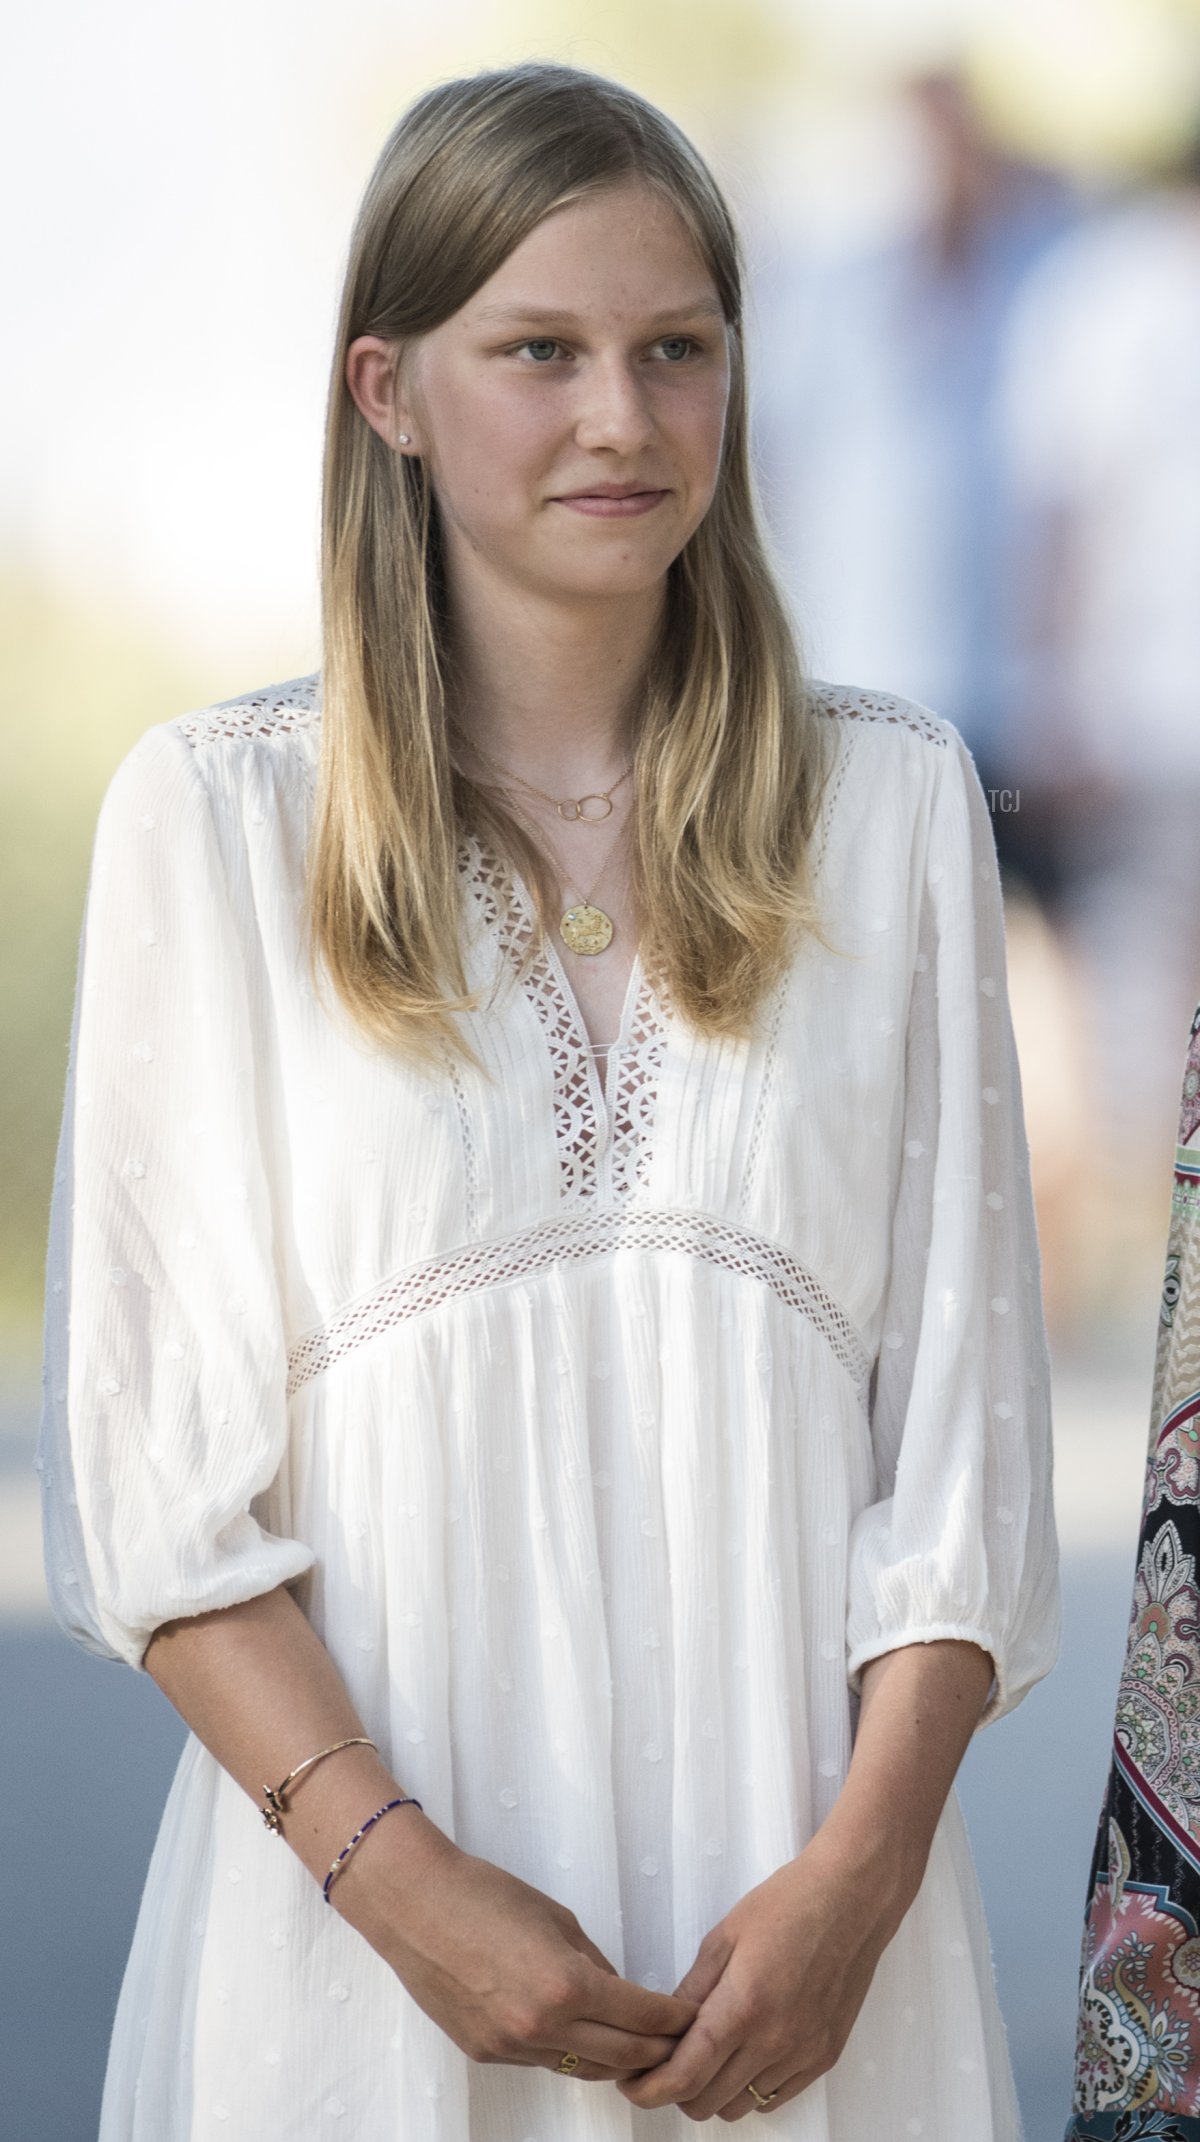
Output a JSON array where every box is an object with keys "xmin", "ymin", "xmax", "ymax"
[{"xmin": 5, "ymin": 0, "xmax": 1200, "ymax": 2133}]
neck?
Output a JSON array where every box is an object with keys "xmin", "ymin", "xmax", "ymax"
[{"xmin": 447, "ymin": 571, "xmax": 665, "ymax": 791}]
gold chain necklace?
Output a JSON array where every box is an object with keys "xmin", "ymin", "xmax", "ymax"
[
  {"xmin": 458, "ymin": 732, "xmax": 634, "ymax": 822},
  {"xmin": 514, "ymin": 789, "xmax": 630, "ymax": 955},
  {"xmin": 454, "ymin": 730, "xmax": 634, "ymax": 956}
]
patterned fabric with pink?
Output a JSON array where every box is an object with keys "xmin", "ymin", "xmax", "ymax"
[{"xmin": 1068, "ymin": 1004, "xmax": 1200, "ymax": 2141}]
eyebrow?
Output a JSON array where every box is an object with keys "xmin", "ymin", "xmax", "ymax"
[{"xmin": 472, "ymin": 296, "xmax": 727, "ymax": 328}]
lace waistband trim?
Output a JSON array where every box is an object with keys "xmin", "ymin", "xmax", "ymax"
[{"xmin": 286, "ymin": 1206, "xmax": 871, "ymax": 1404}]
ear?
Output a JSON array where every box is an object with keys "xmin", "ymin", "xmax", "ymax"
[{"xmin": 344, "ymin": 334, "xmax": 420, "ymax": 455}]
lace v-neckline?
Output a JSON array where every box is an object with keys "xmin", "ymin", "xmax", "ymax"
[
  {"xmin": 534, "ymin": 913, "xmax": 644, "ymax": 1112},
  {"xmin": 455, "ymin": 829, "xmax": 670, "ymax": 1202}
]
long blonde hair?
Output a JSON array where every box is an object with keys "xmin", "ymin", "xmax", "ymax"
[{"xmin": 308, "ymin": 60, "xmax": 829, "ymax": 1076}]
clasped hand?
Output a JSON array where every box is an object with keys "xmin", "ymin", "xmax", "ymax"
[
  {"xmin": 615, "ymin": 1833, "xmax": 901, "ymax": 2121},
  {"xmin": 371, "ymin": 1817, "xmax": 899, "ymax": 2114},
  {"xmin": 373, "ymin": 1830, "xmax": 697, "ymax": 2080}
]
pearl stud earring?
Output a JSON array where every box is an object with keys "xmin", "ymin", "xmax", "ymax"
[{"xmin": 396, "ymin": 432, "xmax": 411, "ymax": 446}]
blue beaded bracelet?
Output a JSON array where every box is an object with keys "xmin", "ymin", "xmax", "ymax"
[{"xmin": 322, "ymin": 1794, "xmax": 423, "ymax": 1903}]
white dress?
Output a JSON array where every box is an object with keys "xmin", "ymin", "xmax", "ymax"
[{"xmin": 37, "ymin": 671, "xmax": 1060, "ymax": 2141}]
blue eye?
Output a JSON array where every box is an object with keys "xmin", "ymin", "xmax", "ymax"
[
  {"xmin": 522, "ymin": 339, "xmax": 560, "ymax": 362},
  {"xmin": 658, "ymin": 336, "xmax": 694, "ymax": 360}
]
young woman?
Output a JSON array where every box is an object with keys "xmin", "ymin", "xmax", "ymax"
[{"xmin": 38, "ymin": 61, "xmax": 1060, "ymax": 2139}]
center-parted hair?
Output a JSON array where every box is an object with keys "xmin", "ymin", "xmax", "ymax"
[{"xmin": 309, "ymin": 59, "xmax": 830, "ymax": 1075}]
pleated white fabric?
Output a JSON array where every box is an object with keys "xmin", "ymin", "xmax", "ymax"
[{"xmin": 37, "ymin": 672, "xmax": 1060, "ymax": 2140}]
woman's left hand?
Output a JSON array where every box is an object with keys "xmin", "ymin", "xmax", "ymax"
[
  {"xmin": 613, "ymin": 1831, "xmax": 907, "ymax": 2122},
  {"xmin": 616, "ymin": 1640, "xmax": 994, "ymax": 2119}
]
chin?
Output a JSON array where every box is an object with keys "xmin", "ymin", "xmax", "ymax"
[{"xmin": 536, "ymin": 551, "xmax": 681, "ymax": 604}]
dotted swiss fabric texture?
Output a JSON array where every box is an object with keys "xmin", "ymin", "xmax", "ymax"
[{"xmin": 36, "ymin": 672, "xmax": 1058, "ymax": 2141}]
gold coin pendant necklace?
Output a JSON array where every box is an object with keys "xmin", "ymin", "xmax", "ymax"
[
  {"xmin": 457, "ymin": 732, "xmax": 634, "ymax": 957},
  {"xmin": 560, "ymin": 842, "xmax": 621, "ymax": 956}
]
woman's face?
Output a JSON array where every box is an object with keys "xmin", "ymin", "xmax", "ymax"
[{"xmin": 391, "ymin": 180, "xmax": 732, "ymax": 608}]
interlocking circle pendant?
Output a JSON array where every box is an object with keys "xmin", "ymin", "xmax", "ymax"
[
  {"xmin": 560, "ymin": 902, "xmax": 614, "ymax": 955},
  {"xmin": 557, "ymin": 793, "xmax": 615, "ymax": 821}
]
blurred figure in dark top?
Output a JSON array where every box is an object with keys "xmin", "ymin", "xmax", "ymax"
[
  {"xmin": 751, "ymin": 66, "xmax": 1080, "ymax": 898},
  {"xmin": 996, "ymin": 119, "xmax": 1200, "ymax": 1305}
]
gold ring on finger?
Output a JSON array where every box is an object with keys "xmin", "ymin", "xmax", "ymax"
[
  {"xmin": 746, "ymin": 2080, "xmax": 778, "ymax": 2108},
  {"xmin": 557, "ymin": 2050, "xmax": 581, "ymax": 2075}
]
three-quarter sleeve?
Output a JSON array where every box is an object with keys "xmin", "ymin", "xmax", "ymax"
[
  {"xmin": 845, "ymin": 725, "xmax": 1061, "ymax": 1728},
  {"xmin": 36, "ymin": 722, "xmax": 316, "ymax": 1671}
]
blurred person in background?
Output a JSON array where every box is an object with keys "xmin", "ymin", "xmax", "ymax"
[
  {"xmin": 994, "ymin": 125, "xmax": 1200, "ymax": 1321},
  {"xmin": 35, "ymin": 59, "xmax": 1058, "ymax": 2142},
  {"xmin": 1066, "ymin": 998, "xmax": 1200, "ymax": 2137},
  {"xmin": 750, "ymin": 70, "xmax": 1091, "ymax": 1333},
  {"xmin": 751, "ymin": 66, "xmax": 1079, "ymax": 891}
]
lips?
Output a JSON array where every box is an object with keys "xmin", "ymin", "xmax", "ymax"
[
  {"xmin": 552, "ymin": 485, "xmax": 669, "ymax": 518},
  {"xmin": 556, "ymin": 483, "xmax": 662, "ymax": 499}
]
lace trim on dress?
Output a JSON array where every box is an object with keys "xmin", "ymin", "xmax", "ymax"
[
  {"xmin": 173, "ymin": 674, "xmax": 946, "ymax": 750},
  {"xmin": 609, "ymin": 968, "xmax": 672, "ymax": 1202},
  {"xmin": 176, "ymin": 673, "xmax": 321, "ymax": 745},
  {"xmin": 811, "ymin": 680, "xmax": 949, "ymax": 747},
  {"xmin": 457, "ymin": 830, "xmax": 602, "ymax": 1200},
  {"xmin": 285, "ymin": 1203, "xmax": 872, "ymax": 1405},
  {"xmin": 455, "ymin": 830, "xmax": 672, "ymax": 1205}
]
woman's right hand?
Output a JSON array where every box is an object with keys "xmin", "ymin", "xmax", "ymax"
[
  {"xmin": 139, "ymin": 1592, "xmax": 686, "ymax": 2077},
  {"xmin": 336, "ymin": 1812, "xmax": 698, "ymax": 2079}
]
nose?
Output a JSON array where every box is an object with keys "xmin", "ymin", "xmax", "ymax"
[{"xmin": 572, "ymin": 349, "xmax": 657, "ymax": 455}]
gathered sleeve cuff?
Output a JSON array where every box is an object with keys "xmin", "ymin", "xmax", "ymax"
[
  {"xmin": 36, "ymin": 723, "xmax": 316, "ymax": 1671},
  {"xmin": 845, "ymin": 724, "xmax": 1062, "ymax": 1729}
]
